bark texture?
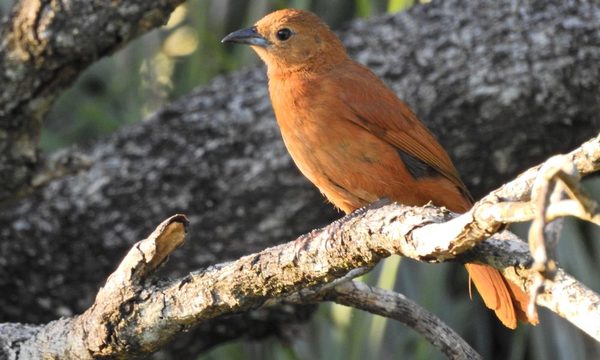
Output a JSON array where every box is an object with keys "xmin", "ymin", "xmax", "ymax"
[
  {"xmin": 2, "ymin": 136, "xmax": 598, "ymax": 358},
  {"xmin": 1, "ymin": 0, "xmax": 600, "ymax": 356},
  {"xmin": 0, "ymin": 0, "xmax": 184, "ymax": 201}
]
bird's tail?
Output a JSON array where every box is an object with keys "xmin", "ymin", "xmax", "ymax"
[{"xmin": 465, "ymin": 263, "xmax": 539, "ymax": 329}]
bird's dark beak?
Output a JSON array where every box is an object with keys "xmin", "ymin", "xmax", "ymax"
[{"xmin": 221, "ymin": 26, "xmax": 270, "ymax": 47}]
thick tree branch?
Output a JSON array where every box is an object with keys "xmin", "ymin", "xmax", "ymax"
[
  {"xmin": 0, "ymin": 0, "xmax": 183, "ymax": 202},
  {"xmin": 2, "ymin": 134, "xmax": 599, "ymax": 358}
]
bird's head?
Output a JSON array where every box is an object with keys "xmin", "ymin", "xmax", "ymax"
[{"xmin": 222, "ymin": 9, "xmax": 347, "ymax": 75}]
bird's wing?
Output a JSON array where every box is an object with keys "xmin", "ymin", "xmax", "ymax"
[{"xmin": 329, "ymin": 61, "xmax": 470, "ymax": 198}]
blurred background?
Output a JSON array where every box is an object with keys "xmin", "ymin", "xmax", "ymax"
[
  {"xmin": 0, "ymin": 0, "xmax": 422, "ymax": 152},
  {"xmin": 1, "ymin": 0, "xmax": 599, "ymax": 359}
]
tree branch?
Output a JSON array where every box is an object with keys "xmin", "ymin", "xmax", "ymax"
[
  {"xmin": 2, "ymin": 134, "xmax": 599, "ymax": 358},
  {"xmin": 325, "ymin": 281, "xmax": 482, "ymax": 360},
  {"xmin": 468, "ymin": 234, "xmax": 600, "ymax": 341}
]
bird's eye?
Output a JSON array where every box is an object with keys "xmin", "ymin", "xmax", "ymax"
[{"xmin": 276, "ymin": 28, "xmax": 292, "ymax": 41}]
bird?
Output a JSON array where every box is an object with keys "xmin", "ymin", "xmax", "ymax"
[{"xmin": 222, "ymin": 8, "xmax": 537, "ymax": 329}]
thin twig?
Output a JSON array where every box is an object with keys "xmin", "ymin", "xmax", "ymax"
[
  {"xmin": 325, "ymin": 281, "xmax": 482, "ymax": 360},
  {"xmin": 275, "ymin": 270, "xmax": 481, "ymax": 359}
]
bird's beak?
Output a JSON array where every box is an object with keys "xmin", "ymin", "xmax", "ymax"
[{"xmin": 221, "ymin": 26, "xmax": 270, "ymax": 47}]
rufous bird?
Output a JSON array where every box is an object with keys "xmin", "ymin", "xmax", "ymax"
[{"xmin": 223, "ymin": 9, "xmax": 537, "ymax": 329}]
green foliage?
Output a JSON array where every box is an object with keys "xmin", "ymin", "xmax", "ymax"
[{"xmin": 387, "ymin": 0, "xmax": 415, "ymax": 13}]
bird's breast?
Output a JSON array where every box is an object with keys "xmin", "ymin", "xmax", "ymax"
[{"xmin": 271, "ymin": 89, "xmax": 410, "ymax": 211}]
